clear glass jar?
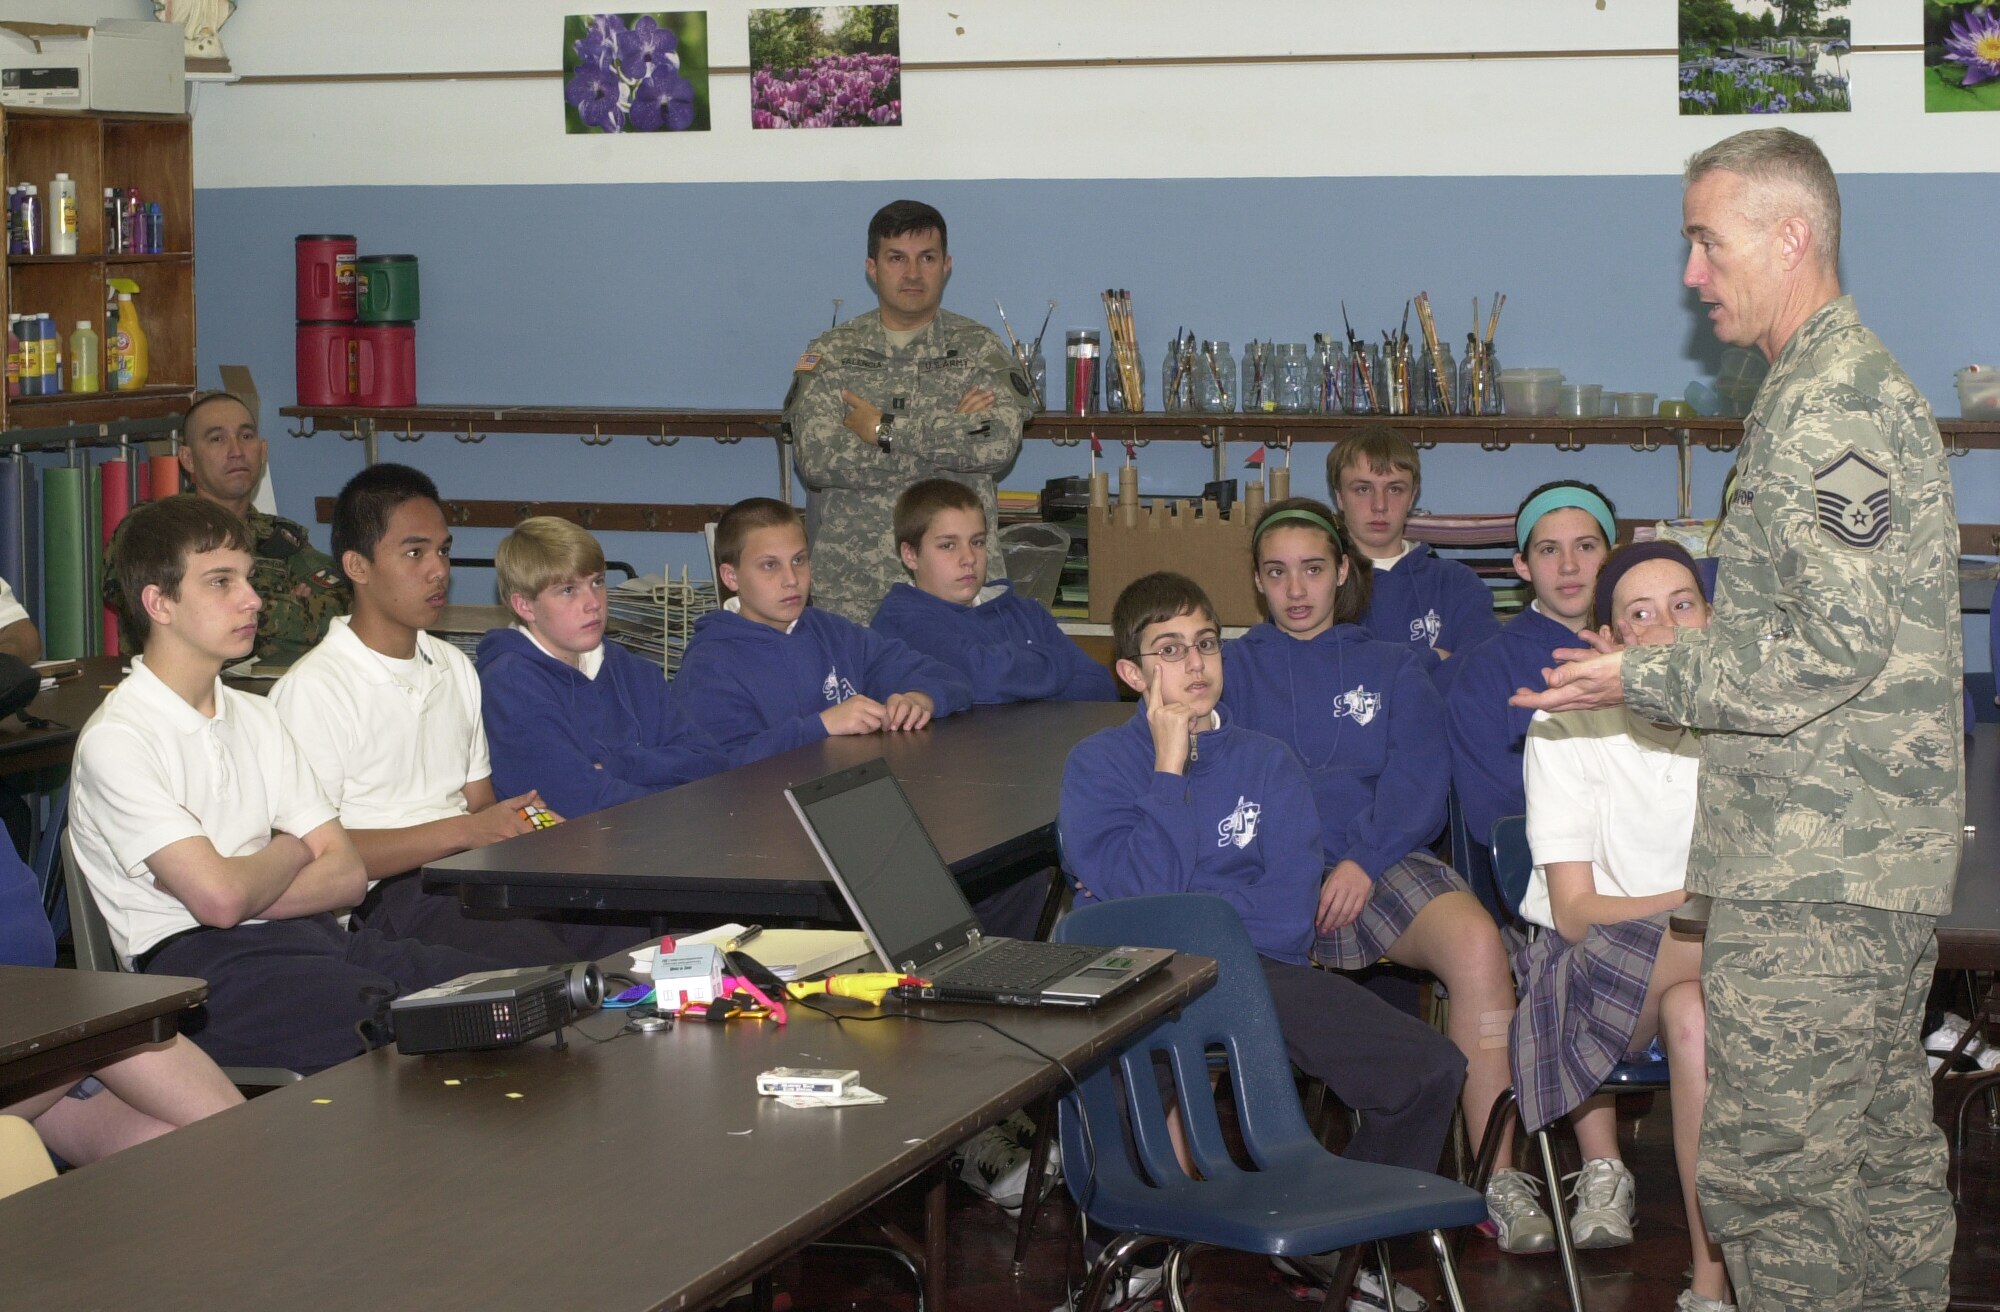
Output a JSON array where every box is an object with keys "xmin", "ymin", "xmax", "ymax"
[
  {"xmin": 1162, "ymin": 338, "xmax": 1190, "ymax": 413},
  {"xmin": 1275, "ymin": 343, "xmax": 1309, "ymax": 413},
  {"xmin": 1029, "ymin": 348, "xmax": 1047, "ymax": 411},
  {"xmin": 1065, "ymin": 329, "xmax": 1101, "ymax": 416},
  {"xmin": 1196, "ymin": 340, "xmax": 1234, "ymax": 413}
]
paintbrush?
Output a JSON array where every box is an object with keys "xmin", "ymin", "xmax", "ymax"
[
  {"xmin": 1341, "ymin": 302, "xmax": 1378, "ymax": 412},
  {"xmin": 1030, "ymin": 299, "xmax": 1056, "ymax": 360}
]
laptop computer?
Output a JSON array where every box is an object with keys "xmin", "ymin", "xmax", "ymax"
[{"xmin": 784, "ymin": 758, "xmax": 1172, "ymax": 1007}]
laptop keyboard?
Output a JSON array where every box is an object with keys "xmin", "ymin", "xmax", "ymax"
[{"xmin": 934, "ymin": 940, "xmax": 1103, "ymax": 992}]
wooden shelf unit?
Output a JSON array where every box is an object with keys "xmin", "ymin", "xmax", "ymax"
[{"xmin": 1, "ymin": 107, "xmax": 196, "ymax": 432}]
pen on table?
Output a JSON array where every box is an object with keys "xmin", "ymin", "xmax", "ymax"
[{"xmin": 726, "ymin": 925, "xmax": 764, "ymax": 954}]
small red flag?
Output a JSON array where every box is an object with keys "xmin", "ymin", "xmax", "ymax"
[{"xmin": 1245, "ymin": 447, "xmax": 1266, "ymax": 467}]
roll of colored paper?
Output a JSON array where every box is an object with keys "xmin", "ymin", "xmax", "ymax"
[
  {"xmin": 0, "ymin": 457, "xmax": 25, "ymax": 598},
  {"xmin": 148, "ymin": 453, "xmax": 180, "ymax": 501},
  {"xmin": 99, "ymin": 460, "xmax": 129, "ymax": 653},
  {"xmin": 41, "ymin": 465, "xmax": 87, "ymax": 660}
]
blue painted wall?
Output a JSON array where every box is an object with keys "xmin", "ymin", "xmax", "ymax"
[{"xmin": 190, "ymin": 172, "xmax": 2000, "ymax": 660}]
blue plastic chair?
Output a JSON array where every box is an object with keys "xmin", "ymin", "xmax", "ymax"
[
  {"xmin": 1467, "ymin": 814, "xmax": 1672, "ymax": 1312},
  {"xmin": 1052, "ymin": 893, "xmax": 1485, "ymax": 1312}
]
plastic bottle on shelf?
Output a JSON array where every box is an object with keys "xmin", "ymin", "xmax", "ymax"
[
  {"xmin": 107, "ymin": 278, "xmax": 148, "ymax": 391},
  {"xmin": 18, "ymin": 186, "xmax": 41, "ymax": 255},
  {"xmin": 103, "ymin": 188, "xmax": 119, "ymax": 254},
  {"xmin": 69, "ymin": 320, "xmax": 99, "ymax": 393},
  {"xmin": 148, "ymin": 202, "xmax": 165, "ymax": 253},
  {"xmin": 38, "ymin": 315, "xmax": 60, "ymax": 393},
  {"xmin": 18, "ymin": 316, "xmax": 44, "ymax": 396},
  {"xmin": 4, "ymin": 316, "xmax": 18, "ymax": 399},
  {"xmin": 49, "ymin": 174, "xmax": 77, "ymax": 255}
]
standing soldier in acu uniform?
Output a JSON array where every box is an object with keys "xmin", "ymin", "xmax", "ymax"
[
  {"xmin": 103, "ymin": 391, "xmax": 350, "ymax": 665},
  {"xmin": 1516, "ymin": 128, "xmax": 1963, "ymax": 1311},
  {"xmin": 785, "ymin": 200, "xmax": 1029, "ymax": 624}
]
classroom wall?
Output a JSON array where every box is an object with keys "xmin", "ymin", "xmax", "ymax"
[{"xmin": 76, "ymin": 3, "xmax": 2000, "ymax": 657}]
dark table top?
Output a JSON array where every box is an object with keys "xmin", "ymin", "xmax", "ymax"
[
  {"xmin": 0, "ymin": 952, "xmax": 1215, "ymax": 1312},
  {"xmin": 1939, "ymin": 724, "xmax": 1999, "ymax": 970},
  {"xmin": 0, "ymin": 654, "xmax": 124, "ymax": 774},
  {"xmin": 0, "ymin": 963, "xmax": 206, "ymax": 1101},
  {"xmin": 424, "ymin": 699, "xmax": 1134, "ymax": 919}
]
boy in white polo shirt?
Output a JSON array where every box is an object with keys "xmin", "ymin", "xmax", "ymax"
[
  {"xmin": 71, "ymin": 496, "xmax": 495, "ymax": 1073},
  {"xmin": 270, "ymin": 464, "xmax": 637, "ymax": 963}
]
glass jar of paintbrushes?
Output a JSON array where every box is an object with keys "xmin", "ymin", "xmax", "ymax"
[{"xmin": 1196, "ymin": 341, "xmax": 1234, "ymax": 413}]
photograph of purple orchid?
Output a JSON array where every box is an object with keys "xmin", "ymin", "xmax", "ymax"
[
  {"xmin": 564, "ymin": 12, "xmax": 711, "ymax": 134},
  {"xmin": 1926, "ymin": 2, "xmax": 2000, "ymax": 111},
  {"xmin": 1677, "ymin": 0, "xmax": 1851, "ymax": 115},
  {"xmin": 748, "ymin": 5, "xmax": 901, "ymax": 130}
]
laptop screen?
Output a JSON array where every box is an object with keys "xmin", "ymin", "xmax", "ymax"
[{"xmin": 788, "ymin": 760, "xmax": 981, "ymax": 971}]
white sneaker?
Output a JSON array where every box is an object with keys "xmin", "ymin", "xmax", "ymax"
[
  {"xmin": 1052, "ymin": 1261, "xmax": 1162, "ymax": 1311},
  {"xmin": 954, "ymin": 1124, "xmax": 1032, "ymax": 1212},
  {"xmin": 1269, "ymin": 1256, "xmax": 1428, "ymax": 1311},
  {"xmin": 1925, "ymin": 1014, "xmax": 2000, "ymax": 1072},
  {"xmin": 1675, "ymin": 1290, "xmax": 1735, "ymax": 1312},
  {"xmin": 1486, "ymin": 1167, "xmax": 1557, "ymax": 1255},
  {"xmin": 1566, "ymin": 1157, "xmax": 1636, "ymax": 1249}
]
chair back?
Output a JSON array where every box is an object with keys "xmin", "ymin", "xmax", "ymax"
[
  {"xmin": 1052, "ymin": 894, "xmax": 1318, "ymax": 1203},
  {"xmin": 1446, "ymin": 788, "xmax": 1507, "ymax": 926},
  {"xmin": 0, "ymin": 1115, "xmax": 56, "ymax": 1200},
  {"xmin": 1488, "ymin": 814, "xmax": 1533, "ymax": 921},
  {"xmin": 62, "ymin": 827, "xmax": 120, "ymax": 973}
]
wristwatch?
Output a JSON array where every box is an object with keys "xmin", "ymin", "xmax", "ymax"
[{"xmin": 874, "ymin": 413, "xmax": 896, "ymax": 453}]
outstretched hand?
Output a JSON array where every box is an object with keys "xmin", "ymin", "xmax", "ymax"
[{"xmin": 1509, "ymin": 646, "xmax": 1627, "ymax": 714}]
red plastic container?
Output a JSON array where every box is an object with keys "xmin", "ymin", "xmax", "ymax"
[
  {"xmin": 296, "ymin": 321, "xmax": 357, "ymax": 406},
  {"xmin": 354, "ymin": 321, "xmax": 416, "ymax": 407},
  {"xmin": 295, "ymin": 233, "xmax": 358, "ymax": 322}
]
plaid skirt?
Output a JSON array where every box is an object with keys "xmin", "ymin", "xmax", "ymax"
[
  {"xmin": 1508, "ymin": 911, "xmax": 1670, "ymax": 1135},
  {"xmin": 1310, "ymin": 851, "xmax": 1470, "ymax": 972}
]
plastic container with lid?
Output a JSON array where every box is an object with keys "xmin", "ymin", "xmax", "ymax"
[
  {"xmin": 1956, "ymin": 366, "xmax": 2000, "ymax": 419},
  {"xmin": 1498, "ymin": 368, "xmax": 1562, "ymax": 417}
]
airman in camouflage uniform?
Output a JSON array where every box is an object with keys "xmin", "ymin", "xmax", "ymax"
[
  {"xmin": 103, "ymin": 392, "xmax": 348, "ymax": 665},
  {"xmin": 1517, "ymin": 129, "xmax": 1962, "ymax": 1311},
  {"xmin": 785, "ymin": 201, "xmax": 1028, "ymax": 623}
]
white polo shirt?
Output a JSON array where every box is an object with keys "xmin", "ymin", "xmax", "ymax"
[
  {"xmin": 70, "ymin": 656, "xmax": 338, "ymax": 966},
  {"xmin": 269, "ymin": 617, "xmax": 490, "ymax": 846},
  {"xmin": 0, "ymin": 575, "xmax": 27, "ymax": 630},
  {"xmin": 1519, "ymin": 706, "xmax": 1701, "ymax": 932}
]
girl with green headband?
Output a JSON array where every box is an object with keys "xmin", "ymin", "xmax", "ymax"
[{"xmin": 1223, "ymin": 498, "xmax": 1550, "ymax": 1255}]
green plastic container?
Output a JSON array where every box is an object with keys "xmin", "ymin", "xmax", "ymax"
[{"xmin": 356, "ymin": 254, "xmax": 421, "ymax": 323}]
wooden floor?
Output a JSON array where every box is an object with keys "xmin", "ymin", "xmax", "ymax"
[{"xmin": 766, "ymin": 1082, "xmax": 2000, "ymax": 1311}]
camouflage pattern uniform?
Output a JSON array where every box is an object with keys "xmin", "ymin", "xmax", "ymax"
[
  {"xmin": 785, "ymin": 307, "xmax": 1029, "ymax": 623},
  {"xmin": 103, "ymin": 498, "xmax": 350, "ymax": 666},
  {"xmin": 1623, "ymin": 296, "xmax": 1963, "ymax": 1310}
]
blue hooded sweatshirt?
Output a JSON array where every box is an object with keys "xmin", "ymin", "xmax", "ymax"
[
  {"xmin": 474, "ymin": 628, "xmax": 729, "ymax": 820},
  {"xmin": 672, "ymin": 605, "xmax": 974, "ymax": 768},
  {"xmin": 1444, "ymin": 603, "xmax": 1582, "ymax": 852},
  {"xmin": 0, "ymin": 841, "xmax": 53, "ymax": 968},
  {"xmin": 1221, "ymin": 621, "xmax": 1448, "ymax": 880},
  {"xmin": 870, "ymin": 580, "xmax": 1117, "ymax": 705},
  {"xmin": 1060, "ymin": 704, "xmax": 1324, "ymax": 964},
  {"xmin": 1358, "ymin": 543, "xmax": 1500, "ymax": 678}
]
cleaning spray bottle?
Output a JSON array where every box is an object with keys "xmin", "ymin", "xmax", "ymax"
[{"xmin": 106, "ymin": 278, "xmax": 148, "ymax": 391}]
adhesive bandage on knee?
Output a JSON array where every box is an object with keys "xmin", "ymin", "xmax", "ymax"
[{"xmin": 1478, "ymin": 1009, "xmax": 1513, "ymax": 1050}]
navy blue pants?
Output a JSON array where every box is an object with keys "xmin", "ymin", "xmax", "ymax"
[
  {"xmin": 359, "ymin": 872, "xmax": 649, "ymax": 967},
  {"xmin": 148, "ymin": 914, "xmax": 497, "ymax": 1075}
]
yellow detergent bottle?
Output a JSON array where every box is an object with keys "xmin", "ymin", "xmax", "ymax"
[{"xmin": 106, "ymin": 278, "xmax": 148, "ymax": 391}]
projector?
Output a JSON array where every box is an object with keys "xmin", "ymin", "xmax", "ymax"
[{"xmin": 390, "ymin": 963, "xmax": 603, "ymax": 1055}]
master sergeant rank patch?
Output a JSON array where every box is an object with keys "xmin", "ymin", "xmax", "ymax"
[{"xmin": 1813, "ymin": 447, "xmax": 1891, "ymax": 550}]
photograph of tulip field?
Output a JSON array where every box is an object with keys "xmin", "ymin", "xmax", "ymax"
[
  {"xmin": 748, "ymin": 5, "xmax": 901, "ymax": 129},
  {"xmin": 1678, "ymin": 0, "xmax": 1852, "ymax": 114}
]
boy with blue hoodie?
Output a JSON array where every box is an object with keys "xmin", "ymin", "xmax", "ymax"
[
  {"xmin": 1328, "ymin": 427, "xmax": 1499, "ymax": 679},
  {"xmin": 476, "ymin": 517, "xmax": 725, "ymax": 819},
  {"xmin": 672, "ymin": 497, "xmax": 972, "ymax": 767},
  {"xmin": 1060, "ymin": 571, "xmax": 1463, "ymax": 1185},
  {"xmin": 870, "ymin": 478, "xmax": 1115, "ymax": 704},
  {"xmin": 1445, "ymin": 480, "xmax": 1617, "ymax": 892}
]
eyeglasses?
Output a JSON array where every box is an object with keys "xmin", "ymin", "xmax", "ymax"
[{"xmin": 1139, "ymin": 635, "xmax": 1221, "ymax": 664}]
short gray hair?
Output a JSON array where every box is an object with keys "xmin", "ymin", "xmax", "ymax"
[{"xmin": 1685, "ymin": 127, "xmax": 1841, "ymax": 267}]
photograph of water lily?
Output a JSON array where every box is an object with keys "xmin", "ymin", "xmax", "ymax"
[
  {"xmin": 1925, "ymin": 3, "xmax": 2000, "ymax": 110},
  {"xmin": 1678, "ymin": 0, "xmax": 1852, "ymax": 114},
  {"xmin": 563, "ymin": 12, "xmax": 711, "ymax": 134},
  {"xmin": 748, "ymin": 5, "xmax": 901, "ymax": 129}
]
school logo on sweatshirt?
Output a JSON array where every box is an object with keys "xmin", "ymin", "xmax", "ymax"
[
  {"xmin": 1410, "ymin": 608, "xmax": 1442, "ymax": 648},
  {"xmin": 821, "ymin": 667, "xmax": 859, "ymax": 703},
  {"xmin": 1331, "ymin": 685, "xmax": 1381, "ymax": 726},
  {"xmin": 1217, "ymin": 795, "xmax": 1262, "ymax": 849}
]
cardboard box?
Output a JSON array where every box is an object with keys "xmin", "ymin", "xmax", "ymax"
[
  {"xmin": 0, "ymin": 20, "xmax": 184, "ymax": 114},
  {"xmin": 1087, "ymin": 499, "xmax": 1264, "ymax": 627}
]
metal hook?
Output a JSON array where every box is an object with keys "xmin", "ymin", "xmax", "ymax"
[
  {"xmin": 340, "ymin": 427, "xmax": 365, "ymax": 443},
  {"xmin": 1948, "ymin": 431, "xmax": 1968, "ymax": 458},
  {"xmin": 444, "ymin": 501, "xmax": 471, "ymax": 526},
  {"xmin": 581, "ymin": 425, "xmax": 613, "ymax": 448},
  {"xmin": 1555, "ymin": 432, "xmax": 1586, "ymax": 453},
  {"xmin": 454, "ymin": 423, "xmax": 486, "ymax": 445},
  {"xmin": 1704, "ymin": 432, "xmax": 1733, "ymax": 453},
  {"xmin": 1480, "ymin": 436, "xmax": 1512, "ymax": 453},
  {"xmin": 712, "ymin": 430, "xmax": 742, "ymax": 445},
  {"xmin": 641, "ymin": 508, "xmax": 659, "ymax": 531},
  {"xmin": 575, "ymin": 506, "xmax": 598, "ymax": 528},
  {"xmin": 647, "ymin": 425, "xmax": 679, "ymax": 447},
  {"xmin": 395, "ymin": 423, "xmax": 424, "ymax": 443},
  {"xmin": 1630, "ymin": 431, "xmax": 1661, "ymax": 453},
  {"xmin": 1412, "ymin": 431, "xmax": 1438, "ymax": 451},
  {"xmin": 286, "ymin": 421, "xmax": 312, "ymax": 440}
]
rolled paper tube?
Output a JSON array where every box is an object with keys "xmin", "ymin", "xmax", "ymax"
[
  {"xmin": 1244, "ymin": 480, "xmax": 1265, "ymax": 522},
  {"xmin": 1089, "ymin": 471, "xmax": 1109, "ymax": 509},
  {"xmin": 41, "ymin": 466, "xmax": 87, "ymax": 660},
  {"xmin": 148, "ymin": 454, "xmax": 181, "ymax": 501},
  {"xmin": 1117, "ymin": 464, "xmax": 1138, "ymax": 506},
  {"xmin": 1268, "ymin": 468, "xmax": 1291, "ymax": 502},
  {"xmin": 100, "ymin": 460, "xmax": 130, "ymax": 654},
  {"xmin": 0, "ymin": 459, "xmax": 24, "ymax": 599}
]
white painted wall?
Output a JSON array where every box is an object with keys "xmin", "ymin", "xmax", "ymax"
[{"xmin": 184, "ymin": 0, "xmax": 1981, "ymax": 189}]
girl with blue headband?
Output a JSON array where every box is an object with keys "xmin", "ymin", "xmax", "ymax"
[
  {"xmin": 1221, "ymin": 497, "xmax": 1550, "ymax": 1255},
  {"xmin": 1444, "ymin": 479, "xmax": 1617, "ymax": 918}
]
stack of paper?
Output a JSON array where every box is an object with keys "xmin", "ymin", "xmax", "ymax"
[{"xmin": 629, "ymin": 924, "xmax": 872, "ymax": 981}]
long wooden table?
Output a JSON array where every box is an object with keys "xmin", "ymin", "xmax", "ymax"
[
  {"xmin": 0, "ymin": 655, "xmax": 124, "ymax": 774},
  {"xmin": 0, "ymin": 964, "xmax": 206, "ymax": 1103},
  {"xmin": 424, "ymin": 699, "xmax": 1133, "ymax": 921},
  {"xmin": 0, "ymin": 952, "xmax": 1214, "ymax": 1312}
]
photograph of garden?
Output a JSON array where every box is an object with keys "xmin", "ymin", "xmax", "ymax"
[
  {"xmin": 1678, "ymin": 0, "xmax": 1852, "ymax": 115},
  {"xmin": 748, "ymin": 6, "xmax": 901, "ymax": 130}
]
